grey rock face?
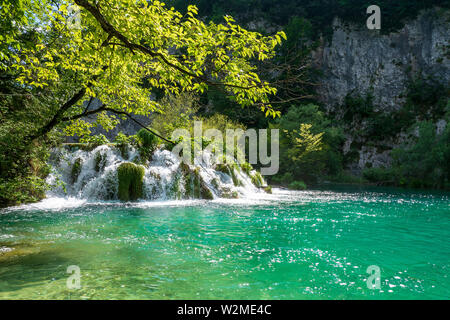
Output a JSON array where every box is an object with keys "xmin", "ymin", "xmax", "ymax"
[
  {"xmin": 316, "ymin": 8, "xmax": 450, "ymax": 112},
  {"xmin": 314, "ymin": 8, "xmax": 449, "ymax": 171}
]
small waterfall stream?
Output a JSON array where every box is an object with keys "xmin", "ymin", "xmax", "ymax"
[{"xmin": 46, "ymin": 144, "xmax": 267, "ymax": 201}]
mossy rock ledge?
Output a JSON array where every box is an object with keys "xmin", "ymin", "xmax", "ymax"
[
  {"xmin": 180, "ymin": 163, "xmax": 214, "ymax": 200},
  {"xmin": 117, "ymin": 162, "xmax": 145, "ymax": 201},
  {"xmin": 215, "ymin": 163, "xmax": 242, "ymax": 187}
]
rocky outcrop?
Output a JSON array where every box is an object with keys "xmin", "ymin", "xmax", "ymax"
[
  {"xmin": 314, "ymin": 8, "xmax": 449, "ymax": 171},
  {"xmin": 316, "ymin": 8, "xmax": 450, "ymax": 112}
]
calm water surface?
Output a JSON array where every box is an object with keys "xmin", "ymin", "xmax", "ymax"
[{"xmin": 0, "ymin": 186, "xmax": 449, "ymax": 299}]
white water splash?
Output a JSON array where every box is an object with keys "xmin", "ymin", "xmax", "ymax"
[{"xmin": 46, "ymin": 145, "xmax": 265, "ymax": 202}]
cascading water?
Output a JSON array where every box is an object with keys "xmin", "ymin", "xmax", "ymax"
[{"xmin": 46, "ymin": 144, "xmax": 267, "ymax": 201}]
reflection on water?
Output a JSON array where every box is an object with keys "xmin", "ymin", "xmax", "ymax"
[{"xmin": 0, "ymin": 186, "xmax": 449, "ymax": 299}]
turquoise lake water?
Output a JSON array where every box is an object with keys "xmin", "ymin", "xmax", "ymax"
[{"xmin": 0, "ymin": 186, "xmax": 449, "ymax": 299}]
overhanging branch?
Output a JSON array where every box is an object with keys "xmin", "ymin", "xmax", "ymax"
[
  {"xmin": 74, "ymin": 0, "xmax": 260, "ymax": 91},
  {"xmin": 62, "ymin": 104, "xmax": 174, "ymax": 145}
]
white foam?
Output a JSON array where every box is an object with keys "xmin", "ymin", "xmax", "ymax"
[{"xmin": 44, "ymin": 145, "xmax": 266, "ymax": 203}]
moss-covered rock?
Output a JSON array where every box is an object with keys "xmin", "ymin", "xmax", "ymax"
[
  {"xmin": 221, "ymin": 189, "xmax": 239, "ymax": 199},
  {"xmin": 240, "ymin": 162, "xmax": 253, "ymax": 175},
  {"xmin": 117, "ymin": 162, "xmax": 145, "ymax": 201},
  {"xmin": 250, "ymin": 171, "xmax": 264, "ymax": 187},
  {"xmin": 70, "ymin": 158, "xmax": 83, "ymax": 184},
  {"xmin": 181, "ymin": 164, "xmax": 214, "ymax": 199},
  {"xmin": 264, "ymin": 185, "xmax": 272, "ymax": 194},
  {"xmin": 211, "ymin": 178, "xmax": 220, "ymax": 189},
  {"xmin": 215, "ymin": 163, "xmax": 242, "ymax": 187},
  {"xmin": 200, "ymin": 182, "xmax": 214, "ymax": 200},
  {"xmin": 169, "ymin": 173, "xmax": 183, "ymax": 199},
  {"xmin": 94, "ymin": 152, "xmax": 106, "ymax": 172}
]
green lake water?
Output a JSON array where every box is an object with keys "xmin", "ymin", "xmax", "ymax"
[{"xmin": 0, "ymin": 186, "xmax": 449, "ymax": 299}]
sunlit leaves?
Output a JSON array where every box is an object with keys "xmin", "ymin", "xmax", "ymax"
[
  {"xmin": 285, "ymin": 123, "xmax": 324, "ymax": 162},
  {"xmin": 2, "ymin": 0, "xmax": 284, "ymax": 136}
]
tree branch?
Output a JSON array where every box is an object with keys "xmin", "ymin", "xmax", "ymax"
[
  {"xmin": 25, "ymin": 87, "xmax": 87, "ymax": 142},
  {"xmin": 62, "ymin": 104, "xmax": 174, "ymax": 144},
  {"xmin": 102, "ymin": 107, "xmax": 174, "ymax": 144},
  {"xmin": 74, "ymin": 0, "xmax": 260, "ymax": 91}
]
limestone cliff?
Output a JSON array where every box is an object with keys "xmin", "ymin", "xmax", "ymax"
[
  {"xmin": 314, "ymin": 8, "xmax": 449, "ymax": 171},
  {"xmin": 316, "ymin": 8, "xmax": 449, "ymax": 112}
]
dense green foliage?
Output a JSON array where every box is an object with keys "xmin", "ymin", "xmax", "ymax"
[
  {"xmin": 339, "ymin": 78, "xmax": 449, "ymax": 142},
  {"xmin": 363, "ymin": 119, "xmax": 450, "ymax": 189},
  {"xmin": 137, "ymin": 129, "xmax": 161, "ymax": 151},
  {"xmin": 288, "ymin": 181, "xmax": 307, "ymax": 190},
  {"xmin": 270, "ymin": 104, "xmax": 345, "ymax": 184},
  {"xmin": 117, "ymin": 162, "xmax": 145, "ymax": 201},
  {"xmin": 0, "ymin": 76, "xmax": 58, "ymax": 206},
  {"xmin": 80, "ymin": 134, "xmax": 110, "ymax": 146},
  {"xmin": 134, "ymin": 128, "xmax": 161, "ymax": 162},
  {"xmin": 391, "ymin": 121, "xmax": 450, "ymax": 189}
]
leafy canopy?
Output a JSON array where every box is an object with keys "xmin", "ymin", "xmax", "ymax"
[{"xmin": 1, "ymin": 0, "xmax": 286, "ymax": 137}]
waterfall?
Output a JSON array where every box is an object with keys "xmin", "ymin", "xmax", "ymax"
[{"xmin": 46, "ymin": 144, "xmax": 267, "ymax": 201}]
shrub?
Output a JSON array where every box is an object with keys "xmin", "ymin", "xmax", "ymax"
[
  {"xmin": 288, "ymin": 180, "xmax": 307, "ymax": 190},
  {"xmin": 0, "ymin": 176, "xmax": 48, "ymax": 207},
  {"xmin": 342, "ymin": 93, "xmax": 374, "ymax": 121},
  {"xmin": 137, "ymin": 128, "xmax": 160, "ymax": 150},
  {"xmin": 137, "ymin": 128, "xmax": 161, "ymax": 161},
  {"xmin": 114, "ymin": 131, "xmax": 134, "ymax": 159},
  {"xmin": 389, "ymin": 120, "xmax": 450, "ymax": 189},
  {"xmin": 270, "ymin": 172, "xmax": 294, "ymax": 185},
  {"xmin": 114, "ymin": 131, "xmax": 132, "ymax": 145},
  {"xmin": 272, "ymin": 103, "xmax": 344, "ymax": 183},
  {"xmin": 362, "ymin": 167, "xmax": 394, "ymax": 183},
  {"xmin": 150, "ymin": 93, "xmax": 199, "ymax": 137},
  {"xmin": 80, "ymin": 134, "xmax": 109, "ymax": 147},
  {"xmin": 327, "ymin": 171, "xmax": 366, "ymax": 184},
  {"xmin": 117, "ymin": 162, "xmax": 145, "ymax": 201}
]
